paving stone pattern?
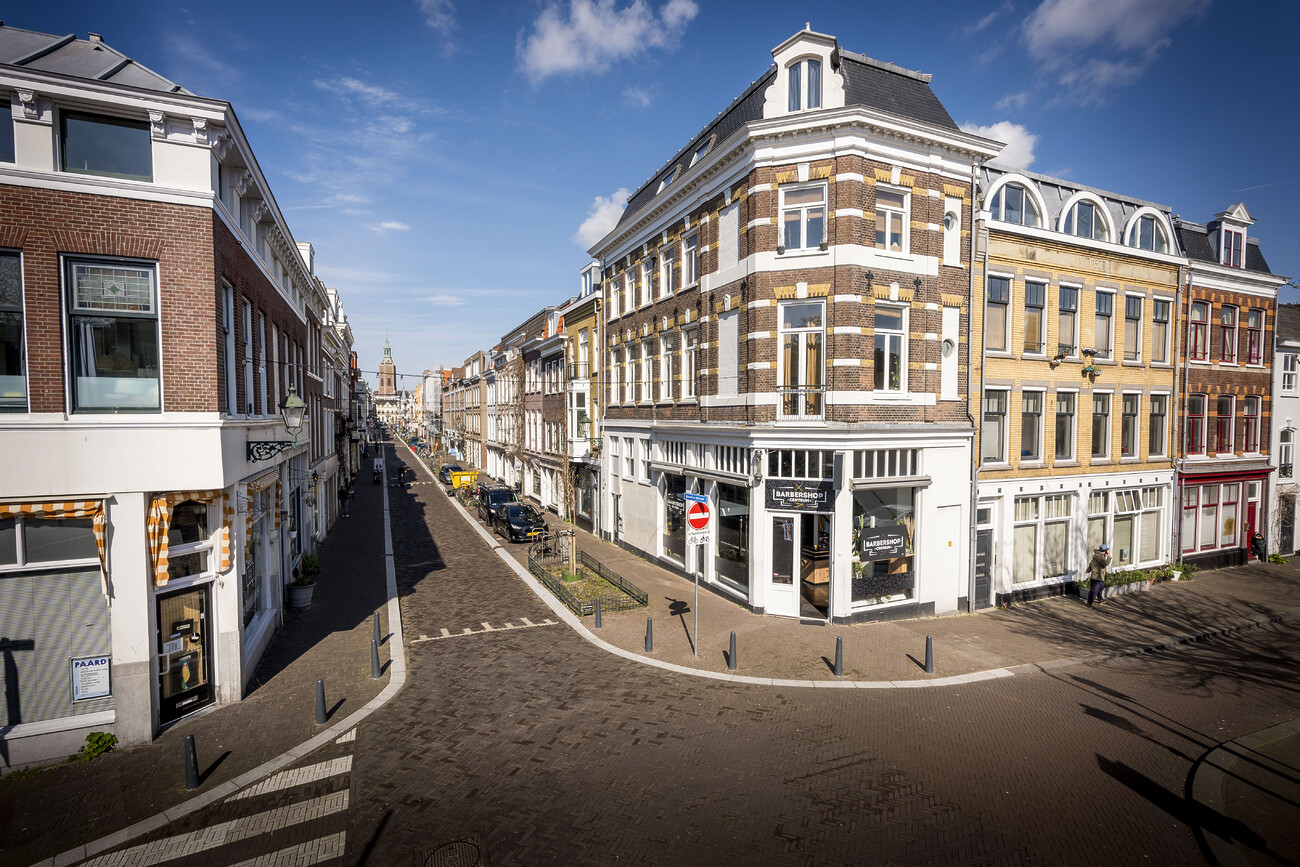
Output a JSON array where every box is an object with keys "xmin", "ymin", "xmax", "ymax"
[{"xmin": 346, "ymin": 445, "xmax": 1300, "ymax": 866}]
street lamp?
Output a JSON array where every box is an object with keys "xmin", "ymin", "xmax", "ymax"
[{"xmin": 248, "ymin": 385, "xmax": 308, "ymax": 461}]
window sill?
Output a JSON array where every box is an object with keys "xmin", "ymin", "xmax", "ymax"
[
  {"xmin": 1054, "ymin": 460, "xmax": 1080, "ymax": 468},
  {"xmin": 986, "ymin": 350, "xmax": 1014, "ymax": 358},
  {"xmin": 1220, "ymin": 361, "xmax": 1240, "ymax": 368},
  {"xmin": 1091, "ymin": 458, "xmax": 1115, "ymax": 465},
  {"xmin": 1119, "ymin": 457, "xmax": 1142, "ymax": 463},
  {"xmin": 980, "ymin": 461, "xmax": 1012, "ymax": 469},
  {"xmin": 1018, "ymin": 460, "xmax": 1046, "ymax": 469},
  {"xmin": 777, "ymin": 248, "xmax": 829, "ymax": 259},
  {"xmin": 871, "ymin": 248, "xmax": 914, "ymax": 262},
  {"xmin": 1121, "ymin": 360, "xmax": 1146, "ymax": 368}
]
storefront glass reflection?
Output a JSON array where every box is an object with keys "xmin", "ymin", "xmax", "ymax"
[
  {"xmin": 663, "ymin": 474, "xmax": 686, "ymax": 562},
  {"xmin": 852, "ymin": 487, "xmax": 915, "ymax": 605},
  {"xmin": 715, "ymin": 482, "xmax": 749, "ymax": 593}
]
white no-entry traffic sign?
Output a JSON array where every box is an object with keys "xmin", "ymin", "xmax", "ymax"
[{"xmin": 685, "ymin": 493, "xmax": 711, "ymax": 546}]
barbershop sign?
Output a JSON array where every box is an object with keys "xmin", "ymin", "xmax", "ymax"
[
  {"xmin": 859, "ymin": 525, "xmax": 908, "ymax": 559},
  {"xmin": 765, "ymin": 479, "xmax": 835, "ymax": 513}
]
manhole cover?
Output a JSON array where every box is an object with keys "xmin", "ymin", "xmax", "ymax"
[{"xmin": 420, "ymin": 837, "xmax": 486, "ymax": 867}]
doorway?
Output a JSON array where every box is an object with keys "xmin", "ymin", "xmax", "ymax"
[
  {"xmin": 157, "ymin": 584, "xmax": 213, "ymax": 725},
  {"xmin": 769, "ymin": 513, "xmax": 831, "ymax": 619},
  {"xmin": 974, "ymin": 503, "xmax": 994, "ymax": 609}
]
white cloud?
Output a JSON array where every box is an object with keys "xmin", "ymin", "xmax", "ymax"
[
  {"xmin": 573, "ymin": 187, "xmax": 630, "ymax": 248},
  {"xmin": 425, "ymin": 294, "xmax": 467, "ymax": 306},
  {"xmin": 519, "ymin": 0, "xmax": 699, "ymax": 85},
  {"xmin": 995, "ymin": 91, "xmax": 1029, "ymax": 112},
  {"xmin": 372, "ymin": 221, "xmax": 412, "ymax": 233},
  {"xmin": 418, "ymin": 0, "xmax": 457, "ymax": 35},
  {"xmin": 963, "ymin": 1, "xmax": 1014, "ymax": 38},
  {"xmin": 961, "ymin": 121, "xmax": 1038, "ymax": 170},
  {"xmin": 623, "ymin": 86, "xmax": 652, "ymax": 108},
  {"xmin": 315, "ymin": 77, "xmax": 404, "ymax": 106},
  {"xmin": 1021, "ymin": 0, "xmax": 1209, "ymax": 103}
]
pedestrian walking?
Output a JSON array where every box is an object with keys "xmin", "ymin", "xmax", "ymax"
[
  {"xmin": 1087, "ymin": 543, "xmax": 1110, "ymax": 607},
  {"xmin": 338, "ymin": 484, "xmax": 350, "ymax": 517}
]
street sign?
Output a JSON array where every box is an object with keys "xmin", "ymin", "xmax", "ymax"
[{"xmin": 685, "ymin": 493, "xmax": 711, "ymax": 546}]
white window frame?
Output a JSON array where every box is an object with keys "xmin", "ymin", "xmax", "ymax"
[
  {"xmin": 986, "ymin": 274, "xmax": 1011, "ymax": 353},
  {"xmin": 874, "ymin": 185, "xmax": 910, "ymax": 255},
  {"xmin": 640, "ymin": 339, "xmax": 652, "ymax": 403},
  {"xmin": 1283, "ymin": 354, "xmax": 1298, "ymax": 393},
  {"xmin": 1215, "ymin": 394, "xmax": 1235, "ymax": 455},
  {"xmin": 1222, "ymin": 228, "xmax": 1244, "ymax": 267},
  {"xmin": 779, "ymin": 183, "xmax": 827, "ymax": 254},
  {"xmin": 1023, "ymin": 280, "xmax": 1046, "ymax": 356},
  {"xmin": 659, "ymin": 334, "xmax": 673, "ymax": 402},
  {"xmin": 1151, "ymin": 298, "xmax": 1171, "ymax": 364},
  {"xmin": 1020, "ymin": 389, "xmax": 1044, "ymax": 463},
  {"xmin": 683, "ymin": 233, "xmax": 698, "ymax": 286},
  {"xmin": 787, "ymin": 57, "xmax": 822, "ymax": 112},
  {"xmin": 640, "ymin": 259, "xmax": 653, "ymax": 308},
  {"xmin": 1120, "ymin": 391, "xmax": 1140, "ymax": 459},
  {"xmin": 681, "ymin": 326, "xmax": 697, "ymax": 400},
  {"xmin": 1057, "ymin": 284, "xmax": 1079, "ymax": 358},
  {"xmin": 981, "ymin": 389, "xmax": 1009, "ymax": 465},
  {"xmin": 988, "ymin": 181, "xmax": 1042, "ymax": 228},
  {"xmin": 777, "ymin": 299, "xmax": 825, "ymax": 419},
  {"xmin": 659, "ymin": 250, "xmax": 674, "ymax": 299},
  {"xmin": 623, "ymin": 348, "xmax": 634, "ymax": 404},
  {"xmin": 1220, "ymin": 304, "xmax": 1239, "ymax": 364},
  {"xmin": 1054, "ymin": 391, "xmax": 1077, "ymax": 462},
  {"xmin": 872, "ymin": 303, "xmax": 907, "ymax": 393},
  {"xmin": 1148, "ymin": 393, "xmax": 1168, "ymax": 458},
  {"xmin": 1093, "ymin": 290, "xmax": 1114, "ymax": 360},
  {"xmin": 1123, "ymin": 294, "xmax": 1143, "ymax": 362},
  {"xmin": 1091, "ymin": 392, "xmax": 1111, "ymax": 460}
]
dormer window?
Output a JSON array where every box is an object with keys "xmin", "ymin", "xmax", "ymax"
[
  {"xmin": 1063, "ymin": 200, "xmax": 1107, "ymax": 241},
  {"xmin": 1126, "ymin": 215, "xmax": 1168, "ymax": 253},
  {"xmin": 988, "ymin": 183, "xmax": 1040, "ymax": 228},
  {"xmin": 657, "ymin": 166, "xmax": 680, "ymax": 193},
  {"xmin": 690, "ymin": 136, "xmax": 714, "ymax": 166},
  {"xmin": 1222, "ymin": 228, "xmax": 1244, "ymax": 267},
  {"xmin": 788, "ymin": 58, "xmax": 822, "ymax": 112}
]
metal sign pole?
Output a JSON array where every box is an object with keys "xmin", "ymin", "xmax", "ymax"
[
  {"xmin": 693, "ymin": 561, "xmax": 699, "ymax": 657},
  {"xmin": 684, "ymin": 492, "xmax": 710, "ymax": 660}
]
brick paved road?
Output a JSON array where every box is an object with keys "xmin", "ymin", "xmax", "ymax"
[{"xmin": 345, "ymin": 447, "xmax": 1300, "ymax": 866}]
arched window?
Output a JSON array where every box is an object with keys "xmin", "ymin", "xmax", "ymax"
[
  {"xmin": 788, "ymin": 58, "xmax": 822, "ymax": 112},
  {"xmin": 1063, "ymin": 200, "xmax": 1108, "ymax": 241},
  {"xmin": 1126, "ymin": 214, "xmax": 1168, "ymax": 253},
  {"xmin": 988, "ymin": 183, "xmax": 1040, "ymax": 227}
]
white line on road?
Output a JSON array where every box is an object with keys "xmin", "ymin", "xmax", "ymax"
[
  {"xmin": 226, "ymin": 831, "xmax": 346, "ymax": 867},
  {"xmin": 227, "ymin": 756, "xmax": 353, "ymax": 801},
  {"xmin": 411, "ymin": 618, "xmax": 558, "ymax": 643},
  {"xmin": 78, "ymin": 793, "xmax": 348, "ymax": 867}
]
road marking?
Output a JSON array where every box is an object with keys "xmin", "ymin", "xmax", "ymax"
[
  {"xmin": 79, "ymin": 794, "xmax": 348, "ymax": 866},
  {"xmin": 412, "ymin": 618, "xmax": 558, "ymax": 643},
  {"xmin": 335, "ymin": 728, "xmax": 356, "ymax": 744},
  {"xmin": 227, "ymin": 756, "xmax": 353, "ymax": 801},
  {"xmin": 226, "ymin": 831, "xmax": 347, "ymax": 867}
]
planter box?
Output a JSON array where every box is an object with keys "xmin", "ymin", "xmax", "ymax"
[{"xmin": 288, "ymin": 583, "xmax": 315, "ymax": 609}]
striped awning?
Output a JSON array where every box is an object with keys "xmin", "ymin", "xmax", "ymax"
[
  {"xmin": 246, "ymin": 468, "xmax": 280, "ymax": 494},
  {"xmin": 147, "ymin": 489, "xmax": 233, "ymax": 587},
  {"xmin": 0, "ymin": 500, "xmax": 108, "ymax": 594}
]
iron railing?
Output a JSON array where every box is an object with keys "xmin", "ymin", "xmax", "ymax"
[{"xmin": 526, "ymin": 533, "xmax": 647, "ymax": 615}]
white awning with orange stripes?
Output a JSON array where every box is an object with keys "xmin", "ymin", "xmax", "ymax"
[
  {"xmin": 0, "ymin": 500, "xmax": 108, "ymax": 594},
  {"xmin": 147, "ymin": 489, "xmax": 233, "ymax": 587}
]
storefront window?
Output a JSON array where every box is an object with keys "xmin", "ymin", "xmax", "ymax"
[
  {"xmin": 243, "ymin": 490, "xmax": 268, "ymax": 629},
  {"xmin": 663, "ymin": 473, "xmax": 686, "ymax": 562},
  {"xmin": 851, "ymin": 487, "xmax": 915, "ymax": 605},
  {"xmin": 715, "ymin": 482, "xmax": 749, "ymax": 594}
]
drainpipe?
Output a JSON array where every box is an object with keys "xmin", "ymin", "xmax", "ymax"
[{"xmin": 966, "ymin": 160, "xmax": 987, "ymax": 613}]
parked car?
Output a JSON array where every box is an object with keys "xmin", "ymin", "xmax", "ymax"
[
  {"xmin": 439, "ymin": 464, "xmax": 463, "ymax": 485},
  {"xmin": 477, "ymin": 485, "xmax": 519, "ymax": 523},
  {"xmin": 494, "ymin": 503, "xmax": 547, "ymax": 542}
]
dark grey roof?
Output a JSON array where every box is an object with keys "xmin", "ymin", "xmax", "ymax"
[
  {"xmin": 0, "ymin": 24, "xmax": 187, "ymax": 94},
  {"xmin": 839, "ymin": 54, "xmax": 956, "ymax": 131},
  {"xmin": 615, "ymin": 67, "xmax": 774, "ymax": 232},
  {"xmin": 610, "ymin": 46, "xmax": 960, "ymax": 236},
  {"xmin": 1277, "ymin": 304, "xmax": 1300, "ymax": 341},
  {"xmin": 1174, "ymin": 218, "xmax": 1274, "ymax": 274}
]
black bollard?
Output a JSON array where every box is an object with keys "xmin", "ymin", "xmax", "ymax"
[
  {"xmin": 595, "ymin": 597, "xmax": 602, "ymax": 629},
  {"xmin": 315, "ymin": 678, "xmax": 327, "ymax": 724},
  {"xmin": 924, "ymin": 635, "xmax": 934, "ymax": 674},
  {"xmin": 184, "ymin": 733, "xmax": 199, "ymax": 790},
  {"xmin": 728, "ymin": 631, "xmax": 737, "ymax": 671},
  {"xmin": 371, "ymin": 639, "xmax": 381, "ymax": 679},
  {"xmin": 834, "ymin": 636, "xmax": 843, "ymax": 677},
  {"xmin": 645, "ymin": 617, "xmax": 653, "ymax": 653},
  {"xmin": 373, "ymin": 611, "xmax": 381, "ymax": 646}
]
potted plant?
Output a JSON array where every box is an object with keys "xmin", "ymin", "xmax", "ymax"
[{"xmin": 287, "ymin": 554, "xmax": 321, "ymax": 609}]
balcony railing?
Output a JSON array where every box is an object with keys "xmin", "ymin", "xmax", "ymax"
[
  {"xmin": 1282, "ymin": 463, "xmax": 1293, "ymax": 479},
  {"xmin": 568, "ymin": 362, "xmax": 591, "ymax": 379},
  {"xmin": 778, "ymin": 385, "xmax": 824, "ymax": 420}
]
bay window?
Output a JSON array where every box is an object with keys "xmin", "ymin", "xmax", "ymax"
[{"xmin": 67, "ymin": 258, "xmax": 160, "ymax": 412}]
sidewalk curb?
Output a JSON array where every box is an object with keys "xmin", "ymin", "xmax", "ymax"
[
  {"xmin": 36, "ymin": 447, "xmax": 408, "ymax": 867},
  {"xmin": 413, "ymin": 446, "xmax": 1300, "ymax": 691}
]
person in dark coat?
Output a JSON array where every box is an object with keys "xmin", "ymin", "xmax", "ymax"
[
  {"xmin": 338, "ymin": 485, "xmax": 350, "ymax": 517},
  {"xmin": 1087, "ymin": 544, "xmax": 1111, "ymax": 607}
]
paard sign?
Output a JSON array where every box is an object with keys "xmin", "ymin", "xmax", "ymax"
[
  {"xmin": 765, "ymin": 479, "xmax": 834, "ymax": 513},
  {"xmin": 858, "ymin": 524, "xmax": 908, "ymax": 559}
]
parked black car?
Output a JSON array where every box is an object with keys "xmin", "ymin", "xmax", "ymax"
[
  {"xmin": 494, "ymin": 503, "xmax": 547, "ymax": 542},
  {"xmin": 476, "ymin": 485, "xmax": 519, "ymax": 523},
  {"xmin": 438, "ymin": 464, "xmax": 463, "ymax": 485}
]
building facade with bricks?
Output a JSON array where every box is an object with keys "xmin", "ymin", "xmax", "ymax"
[
  {"xmin": 971, "ymin": 167, "xmax": 1182, "ymax": 605},
  {"xmin": 0, "ymin": 26, "xmax": 347, "ymax": 766},
  {"xmin": 561, "ymin": 262, "xmax": 604, "ymax": 531},
  {"xmin": 589, "ymin": 28, "xmax": 1000, "ymax": 622},
  {"xmin": 1173, "ymin": 206, "xmax": 1284, "ymax": 569},
  {"xmin": 1269, "ymin": 304, "xmax": 1300, "ymax": 556}
]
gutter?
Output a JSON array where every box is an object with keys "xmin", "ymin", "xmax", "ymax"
[{"xmin": 966, "ymin": 159, "xmax": 987, "ymax": 613}]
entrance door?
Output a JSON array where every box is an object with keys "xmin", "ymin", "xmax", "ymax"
[
  {"xmin": 1246, "ymin": 500, "xmax": 1258, "ymax": 560},
  {"xmin": 974, "ymin": 529, "xmax": 993, "ymax": 609},
  {"xmin": 769, "ymin": 516, "xmax": 800, "ymax": 617},
  {"xmin": 157, "ymin": 585, "xmax": 213, "ymax": 725}
]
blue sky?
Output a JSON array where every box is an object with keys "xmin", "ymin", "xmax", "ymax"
[{"xmin": 10, "ymin": 0, "xmax": 1299, "ymax": 388}]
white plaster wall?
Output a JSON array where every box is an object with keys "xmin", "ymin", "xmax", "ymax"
[
  {"xmin": 107, "ymin": 491, "xmax": 157, "ymax": 747},
  {"xmin": 152, "ymin": 139, "xmax": 212, "ymax": 192}
]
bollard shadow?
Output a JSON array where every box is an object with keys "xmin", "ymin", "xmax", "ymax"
[
  {"xmin": 327, "ymin": 698, "xmax": 346, "ymax": 721},
  {"xmin": 905, "ymin": 653, "xmax": 926, "ymax": 671},
  {"xmin": 198, "ymin": 750, "xmax": 231, "ymax": 785},
  {"xmin": 820, "ymin": 655, "xmax": 835, "ymax": 674}
]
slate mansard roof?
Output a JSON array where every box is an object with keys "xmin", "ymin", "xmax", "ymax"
[
  {"xmin": 0, "ymin": 23, "xmax": 187, "ymax": 94},
  {"xmin": 612, "ymin": 46, "xmax": 961, "ymax": 235},
  {"xmin": 1174, "ymin": 218, "xmax": 1273, "ymax": 275}
]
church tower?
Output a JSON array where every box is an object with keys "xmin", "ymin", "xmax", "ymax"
[{"xmin": 378, "ymin": 338, "xmax": 396, "ymax": 397}]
